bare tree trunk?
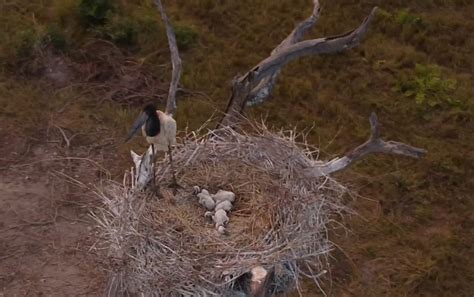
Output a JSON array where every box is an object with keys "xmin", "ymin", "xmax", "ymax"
[
  {"xmin": 153, "ymin": 0, "xmax": 182, "ymax": 116},
  {"xmin": 218, "ymin": 3, "xmax": 377, "ymax": 128}
]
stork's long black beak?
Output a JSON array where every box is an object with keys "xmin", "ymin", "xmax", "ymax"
[{"xmin": 125, "ymin": 112, "xmax": 148, "ymax": 142}]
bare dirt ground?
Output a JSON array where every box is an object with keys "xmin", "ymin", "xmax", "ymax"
[{"xmin": 0, "ymin": 132, "xmax": 107, "ymax": 296}]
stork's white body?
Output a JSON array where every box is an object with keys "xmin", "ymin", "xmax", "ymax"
[{"xmin": 142, "ymin": 110, "xmax": 177, "ymax": 151}]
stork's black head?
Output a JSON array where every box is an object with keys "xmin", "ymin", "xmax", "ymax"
[
  {"xmin": 143, "ymin": 103, "xmax": 160, "ymax": 137},
  {"xmin": 143, "ymin": 104, "xmax": 157, "ymax": 117}
]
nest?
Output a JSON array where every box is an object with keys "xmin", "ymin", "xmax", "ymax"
[{"xmin": 94, "ymin": 123, "xmax": 350, "ymax": 296}]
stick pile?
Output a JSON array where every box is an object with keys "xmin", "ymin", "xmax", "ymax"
[{"xmin": 94, "ymin": 123, "xmax": 349, "ymax": 296}]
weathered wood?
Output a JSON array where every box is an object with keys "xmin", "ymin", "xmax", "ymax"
[
  {"xmin": 247, "ymin": 0, "xmax": 321, "ymax": 107},
  {"xmin": 218, "ymin": 6, "xmax": 378, "ymax": 128},
  {"xmin": 303, "ymin": 113, "xmax": 427, "ymax": 177},
  {"xmin": 130, "ymin": 147, "xmax": 154, "ymax": 190},
  {"xmin": 154, "ymin": 0, "xmax": 182, "ymax": 116},
  {"xmin": 250, "ymin": 266, "xmax": 269, "ymax": 297}
]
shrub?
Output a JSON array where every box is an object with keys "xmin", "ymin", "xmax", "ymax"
[
  {"xmin": 13, "ymin": 29, "xmax": 42, "ymax": 59},
  {"xmin": 376, "ymin": 8, "xmax": 428, "ymax": 42},
  {"xmin": 174, "ymin": 25, "xmax": 198, "ymax": 50},
  {"xmin": 78, "ymin": 0, "xmax": 113, "ymax": 26},
  {"xmin": 44, "ymin": 25, "xmax": 67, "ymax": 51},
  {"xmin": 101, "ymin": 16, "xmax": 138, "ymax": 46},
  {"xmin": 398, "ymin": 64, "xmax": 460, "ymax": 113},
  {"xmin": 395, "ymin": 9, "xmax": 426, "ymax": 29}
]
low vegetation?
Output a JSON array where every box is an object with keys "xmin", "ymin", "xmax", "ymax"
[{"xmin": 397, "ymin": 64, "xmax": 462, "ymax": 116}]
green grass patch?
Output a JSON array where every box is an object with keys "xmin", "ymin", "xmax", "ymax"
[
  {"xmin": 78, "ymin": 0, "xmax": 114, "ymax": 26},
  {"xmin": 397, "ymin": 64, "xmax": 461, "ymax": 116},
  {"xmin": 174, "ymin": 25, "xmax": 198, "ymax": 50}
]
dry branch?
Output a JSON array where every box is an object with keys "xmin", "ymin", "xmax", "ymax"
[
  {"xmin": 154, "ymin": 0, "xmax": 182, "ymax": 115},
  {"xmin": 219, "ymin": 6, "xmax": 378, "ymax": 127},
  {"xmin": 304, "ymin": 112, "xmax": 427, "ymax": 177},
  {"xmin": 248, "ymin": 0, "xmax": 321, "ymax": 106},
  {"xmin": 130, "ymin": 147, "xmax": 154, "ymax": 190}
]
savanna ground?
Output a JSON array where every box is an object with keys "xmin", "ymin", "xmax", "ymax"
[{"xmin": 0, "ymin": 0, "xmax": 472, "ymax": 296}]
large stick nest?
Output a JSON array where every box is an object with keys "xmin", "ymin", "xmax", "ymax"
[{"xmin": 94, "ymin": 123, "xmax": 349, "ymax": 296}]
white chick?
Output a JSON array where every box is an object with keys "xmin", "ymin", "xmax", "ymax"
[
  {"xmin": 215, "ymin": 200, "xmax": 233, "ymax": 212},
  {"xmin": 197, "ymin": 192, "xmax": 215, "ymax": 210},
  {"xmin": 212, "ymin": 209, "xmax": 229, "ymax": 228},
  {"xmin": 211, "ymin": 190, "xmax": 235, "ymax": 203},
  {"xmin": 204, "ymin": 211, "xmax": 214, "ymax": 223},
  {"xmin": 217, "ymin": 225, "xmax": 226, "ymax": 235}
]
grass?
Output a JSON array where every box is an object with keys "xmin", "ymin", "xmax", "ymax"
[
  {"xmin": 397, "ymin": 63, "xmax": 462, "ymax": 118},
  {"xmin": 0, "ymin": 0, "xmax": 473, "ymax": 296}
]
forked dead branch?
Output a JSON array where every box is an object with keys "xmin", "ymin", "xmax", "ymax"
[{"xmin": 94, "ymin": 1, "xmax": 426, "ymax": 296}]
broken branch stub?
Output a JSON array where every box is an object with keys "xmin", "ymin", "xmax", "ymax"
[
  {"xmin": 219, "ymin": 6, "xmax": 378, "ymax": 128},
  {"xmin": 130, "ymin": 146, "xmax": 154, "ymax": 190},
  {"xmin": 250, "ymin": 266, "xmax": 270, "ymax": 297},
  {"xmin": 153, "ymin": 0, "xmax": 182, "ymax": 116},
  {"xmin": 303, "ymin": 112, "xmax": 427, "ymax": 177}
]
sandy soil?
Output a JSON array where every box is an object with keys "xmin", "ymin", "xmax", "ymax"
[{"xmin": 0, "ymin": 134, "xmax": 106, "ymax": 296}]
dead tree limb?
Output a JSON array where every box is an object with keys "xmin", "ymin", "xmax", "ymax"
[
  {"xmin": 219, "ymin": 6, "xmax": 378, "ymax": 127},
  {"xmin": 303, "ymin": 112, "xmax": 427, "ymax": 177},
  {"xmin": 154, "ymin": 0, "xmax": 182, "ymax": 116},
  {"xmin": 250, "ymin": 266, "xmax": 270, "ymax": 297},
  {"xmin": 247, "ymin": 0, "xmax": 321, "ymax": 107}
]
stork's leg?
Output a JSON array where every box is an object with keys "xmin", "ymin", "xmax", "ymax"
[
  {"xmin": 150, "ymin": 144, "xmax": 164, "ymax": 198},
  {"xmin": 168, "ymin": 145, "xmax": 180, "ymax": 194},
  {"xmin": 151, "ymin": 144, "xmax": 157, "ymax": 191}
]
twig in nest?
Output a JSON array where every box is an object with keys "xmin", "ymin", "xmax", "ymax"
[{"xmin": 54, "ymin": 125, "xmax": 75, "ymax": 148}]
